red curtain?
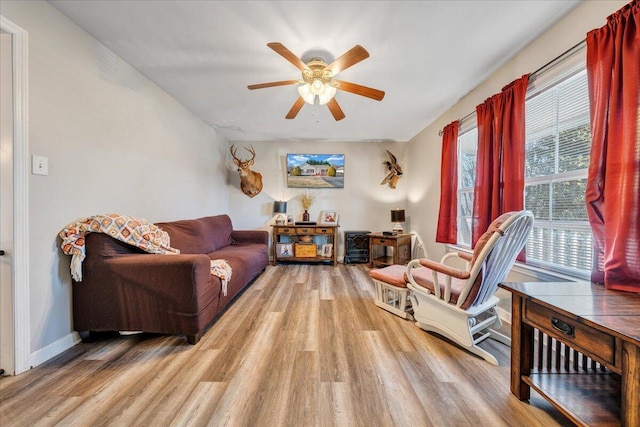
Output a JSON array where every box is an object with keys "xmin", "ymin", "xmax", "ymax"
[
  {"xmin": 436, "ymin": 121, "xmax": 459, "ymax": 244},
  {"xmin": 585, "ymin": 0, "xmax": 640, "ymax": 292},
  {"xmin": 472, "ymin": 74, "xmax": 529, "ymax": 247}
]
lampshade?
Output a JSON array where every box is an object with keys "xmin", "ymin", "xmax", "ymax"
[
  {"xmin": 390, "ymin": 209, "xmax": 405, "ymax": 223},
  {"xmin": 273, "ymin": 201, "xmax": 287, "ymax": 214}
]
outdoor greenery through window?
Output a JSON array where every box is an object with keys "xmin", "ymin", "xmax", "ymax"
[
  {"xmin": 454, "ymin": 49, "xmax": 592, "ymax": 279},
  {"xmin": 524, "ymin": 67, "xmax": 591, "ymax": 278},
  {"xmin": 457, "ymin": 126, "xmax": 477, "ymax": 247}
]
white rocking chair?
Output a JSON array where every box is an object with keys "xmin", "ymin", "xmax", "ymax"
[{"xmin": 406, "ymin": 210, "xmax": 534, "ymax": 365}]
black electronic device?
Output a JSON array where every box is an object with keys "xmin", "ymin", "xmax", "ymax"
[{"xmin": 295, "ymin": 221, "xmax": 317, "ymax": 225}]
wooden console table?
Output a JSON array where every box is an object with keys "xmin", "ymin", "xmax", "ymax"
[
  {"xmin": 367, "ymin": 233, "xmax": 412, "ymax": 268},
  {"xmin": 500, "ymin": 281, "xmax": 640, "ymax": 426},
  {"xmin": 272, "ymin": 225, "xmax": 338, "ymax": 267}
]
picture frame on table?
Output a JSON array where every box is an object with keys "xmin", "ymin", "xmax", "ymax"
[
  {"xmin": 319, "ymin": 210, "xmax": 338, "ymax": 225},
  {"xmin": 321, "ymin": 243, "xmax": 333, "ymax": 257},
  {"xmin": 276, "ymin": 243, "xmax": 293, "ymax": 258}
]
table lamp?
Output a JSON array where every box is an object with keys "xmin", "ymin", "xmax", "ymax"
[
  {"xmin": 273, "ymin": 201, "xmax": 287, "ymax": 225},
  {"xmin": 391, "ymin": 209, "xmax": 405, "ymax": 233}
]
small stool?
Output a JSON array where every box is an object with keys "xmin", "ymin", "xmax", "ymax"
[{"xmin": 369, "ymin": 264, "xmax": 413, "ymax": 319}]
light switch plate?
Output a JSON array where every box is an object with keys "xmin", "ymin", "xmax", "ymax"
[{"xmin": 32, "ymin": 155, "xmax": 48, "ymax": 176}]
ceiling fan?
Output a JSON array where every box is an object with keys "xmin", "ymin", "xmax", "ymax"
[{"xmin": 248, "ymin": 42, "xmax": 385, "ymax": 121}]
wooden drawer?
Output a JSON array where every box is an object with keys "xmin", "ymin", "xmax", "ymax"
[
  {"xmin": 296, "ymin": 227, "xmax": 315, "ymax": 234},
  {"xmin": 275, "ymin": 227, "xmax": 295, "ymax": 234},
  {"xmin": 315, "ymin": 227, "xmax": 333, "ymax": 235},
  {"xmin": 370, "ymin": 237, "xmax": 394, "ymax": 246},
  {"xmin": 524, "ymin": 300, "xmax": 615, "ymax": 366}
]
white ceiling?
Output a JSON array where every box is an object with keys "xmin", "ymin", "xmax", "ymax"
[{"xmin": 50, "ymin": 0, "xmax": 582, "ymax": 143}]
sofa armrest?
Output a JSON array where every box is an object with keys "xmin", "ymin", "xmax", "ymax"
[
  {"xmin": 90, "ymin": 253, "xmax": 213, "ymax": 300},
  {"xmin": 231, "ymin": 230, "xmax": 269, "ymax": 245}
]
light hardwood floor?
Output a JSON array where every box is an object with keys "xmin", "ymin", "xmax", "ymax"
[{"xmin": 0, "ymin": 264, "xmax": 571, "ymax": 426}]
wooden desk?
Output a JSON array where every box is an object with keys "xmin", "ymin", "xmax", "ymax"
[
  {"xmin": 367, "ymin": 233, "xmax": 412, "ymax": 268},
  {"xmin": 500, "ymin": 281, "xmax": 640, "ymax": 426}
]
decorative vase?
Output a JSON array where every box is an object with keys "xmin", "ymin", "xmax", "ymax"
[{"xmin": 302, "ymin": 210, "xmax": 310, "ymax": 221}]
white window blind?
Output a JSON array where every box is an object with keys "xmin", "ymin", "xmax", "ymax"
[{"xmin": 524, "ymin": 59, "xmax": 592, "ymax": 278}]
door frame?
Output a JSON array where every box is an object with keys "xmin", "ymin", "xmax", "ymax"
[{"xmin": 0, "ymin": 15, "xmax": 30, "ymax": 375}]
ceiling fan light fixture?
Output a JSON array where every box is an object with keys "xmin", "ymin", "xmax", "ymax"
[
  {"xmin": 298, "ymin": 83, "xmax": 315, "ymax": 104},
  {"xmin": 318, "ymin": 84, "xmax": 337, "ymax": 105},
  {"xmin": 311, "ymin": 79, "xmax": 325, "ymax": 95}
]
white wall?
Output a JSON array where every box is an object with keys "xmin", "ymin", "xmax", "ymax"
[
  {"xmin": 227, "ymin": 140, "xmax": 409, "ymax": 259},
  {"xmin": 406, "ymin": 0, "xmax": 628, "ymax": 280},
  {"xmin": 1, "ymin": 1, "xmax": 230, "ymax": 364}
]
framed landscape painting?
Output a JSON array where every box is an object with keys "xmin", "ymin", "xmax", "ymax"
[{"xmin": 286, "ymin": 154, "xmax": 344, "ymax": 188}]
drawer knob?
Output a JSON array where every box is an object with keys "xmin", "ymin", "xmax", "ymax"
[{"xmin": 551, "ymin": 317, "xmax": 575, "ymax": 337}]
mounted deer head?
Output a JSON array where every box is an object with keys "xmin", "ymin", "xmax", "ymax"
[{"xmin": 230, "ymin": 144, "xmax": 263, "ymax": 198}]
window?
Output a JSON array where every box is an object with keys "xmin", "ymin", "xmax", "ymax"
[
  {"xmin": 457, "ymin": 125, "xmax": 477, "ymax": 247},
  {"xmin": 525, "ymin": 65, "xmax": 591, "ymax": 278},
  {"xmin": 454, "ymin": 45, "xmax": 592, "ymax": 279}
]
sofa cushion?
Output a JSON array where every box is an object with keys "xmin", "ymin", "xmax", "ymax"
[
  {"xmin": 208, "ymin": 242, "xmax": 269, "ymax": 305},
  {"xmin": 156, "ymin": 215, "xmax": 233, "ymax": 254}
]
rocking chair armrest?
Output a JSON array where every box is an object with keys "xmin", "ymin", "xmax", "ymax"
[
  {"xmin": 440, "ymin": 251, "xmax": 473, "ymax": 269},
  {"xmin": 457, "ymin": 251, "xmax": 473, "ymax": 262},
  {"xmin": 418, "ymin": 258, "xmax": 471, "ymax": 280}
]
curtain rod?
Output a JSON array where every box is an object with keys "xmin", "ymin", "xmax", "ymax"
[{"xmin": 438, "ymin": 39, "xmax": 587, "ymax": 136}]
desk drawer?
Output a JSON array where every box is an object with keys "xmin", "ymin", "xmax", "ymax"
[
  {"xmin": 371, "ymin": 237, "xmax": 394, "ymax": 246},
  {"xmin": 524, "ymin": 300, "xmax": 615, "ymax": 365},
  {"xmin": 315, "ymin": 227, "xmax": 333, "ymax": 235},
  {"xmin": 275, "ymin": 227, "xmax": 295, "ymax": 235},
  {"xmin": 296, "ymin": 227, "xmax": 315, "ymax": 234}
]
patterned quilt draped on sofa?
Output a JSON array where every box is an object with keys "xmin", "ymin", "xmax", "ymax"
[{"xmin": 59, "ymin": 214, "xmax": 232, "ymax": 292}]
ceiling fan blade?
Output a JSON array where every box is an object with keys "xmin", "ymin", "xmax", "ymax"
[
  {"xmin": 267, "ymin": 42, "xmax": 309, "ymax": 71},
  {"xmin": 327, "ymin": 98, "xmax": 346, "ymax": 121},
  {"xmin": 286, "ymin": 97, "xmax": 306, "ymax": 119},
  {"xmin": 333, "ymin": 80, "xmax": 385, "ymax": 101},
  {"xmin": 324, "ymin": 45, "xmax": 369, "ymax": 75},
  {"xmin": 248, "ymin": 80, "xmax": 299, "ymax": 90}
]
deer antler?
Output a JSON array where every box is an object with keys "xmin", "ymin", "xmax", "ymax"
[
  {"xmin": 230, "ymin": 144, "xmax": 239, "ymax": 161},
  {"xmin": 244, "ymin": 145, "xmax": 256, "ymax": 162}
]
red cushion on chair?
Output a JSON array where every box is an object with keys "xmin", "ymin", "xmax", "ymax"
[
  {"xmin": 471, "ymin": 212, "xmax": 511, "ymax": 265},
  {"xmin": 369, "ymin": 264, "xmax": 408, "ymax": 288},
  {"xmin": 407, "ymin": 266, "xmax": 475, "ymax": 309},
  {"xmin": 459, "ymin": 211, "xmax": 512, "ymax": 308}
]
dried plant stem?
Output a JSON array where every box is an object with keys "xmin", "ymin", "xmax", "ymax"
[{"xmin": 299, "ymin": 192, "xmax": 314, "ymax": 210}]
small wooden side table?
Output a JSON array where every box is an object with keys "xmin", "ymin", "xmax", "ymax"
[{"xmin": 368, "ymin": 233, "xmax": 412, "ymax": 268}]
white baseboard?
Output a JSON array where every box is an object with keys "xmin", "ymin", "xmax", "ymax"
[{"xmin": 30, "ymin": 332, "xmax": 81, "ymax": 369}]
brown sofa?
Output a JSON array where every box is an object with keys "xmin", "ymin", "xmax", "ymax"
[{"xmin": 72, "ymin": 214, "xmax": 269, "ymax": 344}]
